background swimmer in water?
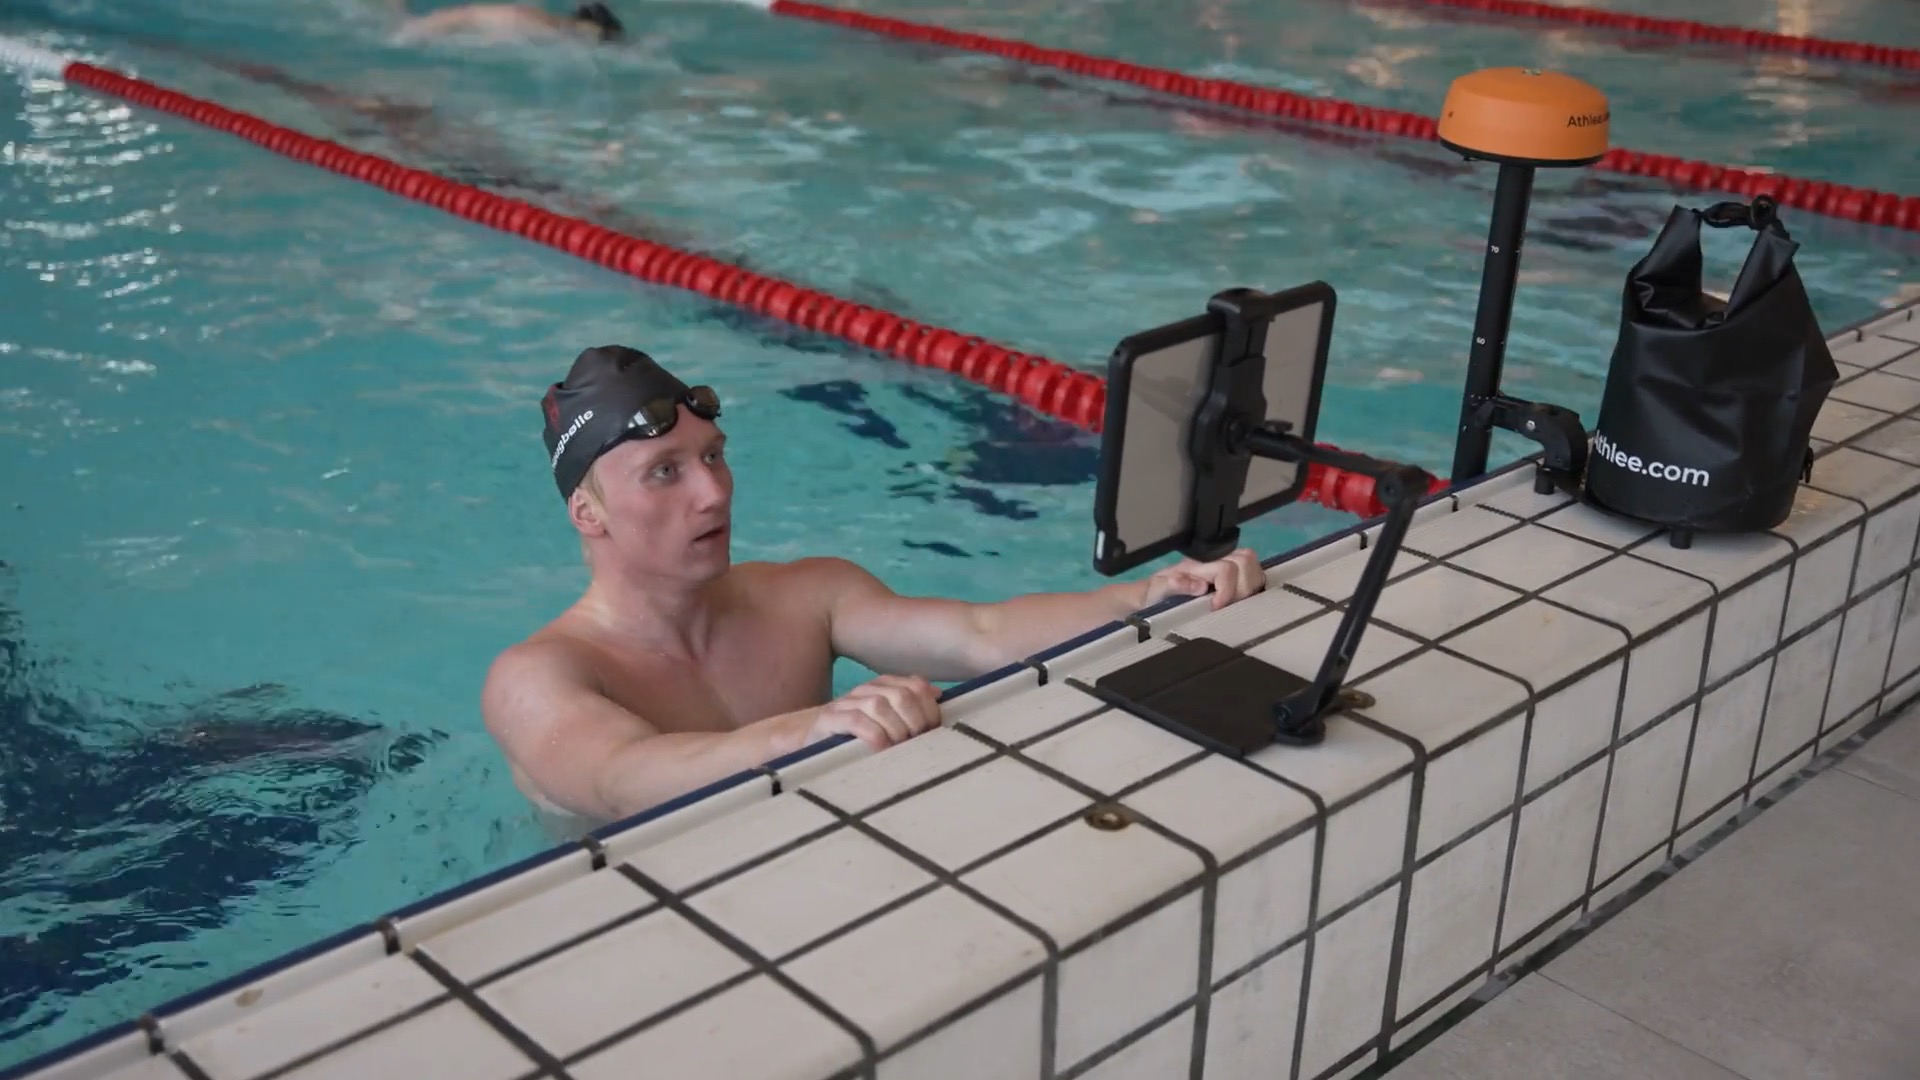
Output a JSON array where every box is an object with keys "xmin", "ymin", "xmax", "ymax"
[
  {"xmin": 384, "ymin": 1, "xmax": 625, "ymax": 45},
  {"xmin": 133, "ymin": 41, "xmax": 915, "ymax": 350}
]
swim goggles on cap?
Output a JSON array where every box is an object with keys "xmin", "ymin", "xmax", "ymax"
[{"xmin": 625, "ymin": 384, "xmax": 722, "ymax": 440}]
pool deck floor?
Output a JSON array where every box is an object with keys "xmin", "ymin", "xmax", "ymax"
[{"xmin": 1384, "ymin": 695, "xmax": 1920, "ymax": 1080}]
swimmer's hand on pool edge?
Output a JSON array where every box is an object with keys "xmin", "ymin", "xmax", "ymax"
[
  {"xmin": 1136, "ymin": 547, "xmax": 1268, "ymax": 612},
  {"xmin": 481, "ymin": 646, "xmax": 940, "ymax": 823},
  {"xmin": 788, "ymin": 674, "xmax": 944, "ymax": 752}
]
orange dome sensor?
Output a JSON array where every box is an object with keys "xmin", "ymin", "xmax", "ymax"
[
  {"xmin": 1438, "ymin": 66, "xmax": 1608, "ymax": 491},
  {"xmin": 1438, "ymin": 67, "xmax": 1610, "ymax": 166}
]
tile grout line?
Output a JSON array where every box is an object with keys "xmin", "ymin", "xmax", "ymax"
[
  {"xmin": 981, "ymin": 692, "xmax": 1336, "ymax": 879},
  {"xmin": 1271, "ymin": 520, "xmax": 1712, "ymax": 764},
  {"xmin": 963, "ymin": 739, "xmax": 1228, "ymax": 1080},
  {"xmin": 1657, "ymin": 567, "xmax": 1723, "ymax": 865},
  {"xmin": 1052, "ymin": 995, "xmax": 1201, "ymax": 1080},
  {"xmin": 1699, "ymin": 680, "xmax": 1920, "ymax": 850},
  {"xmin": 554, "ymin": 967, "xmax": 765, "ymax": 1068},
  {"xmin": 1446, "ymin": 562, "xmax": 1813, "ymax": 750},
  {"xmin": 627, "ymin": 815, "xmax": 844, "ymax": 899},
  {"xmin": 1349, "ymin": 505, "xmax": 1654, "ymax": 932},
  {"xmin": 961, "ymin": 712, "xmax": 1333, "ymax": 1080},
  {"xmin": 1333, "ymin": 520, "xmax": 1843, "ymax": 852},
  {"xmin": 614, "ymin": 862, "xmax": 883, "ymax": 1075},
  {"xmin": 1737, "ymin": 529, "xmax": 1810, "ymax": 815},
  {"xmin": 1469, "ymin": 669, "xmax": 1538, "ymax": 1033},
  {"xmin": 1288, "ymin": 788, "xmax": 1331, "ymax": 1080},
  {"xmin": 1865, "ymin": 496, "xmax": 1920, "ymax": 744},
  {"xmin": 790, "ymin": 787, "xmax": 1065, "ymax": 1080},
  {"xmin": 167, "ymin": 1050, "xmax": 216, "ymax": 1080},
  {"xmin": 1576, "ymin": 603, "xmax": 1636, "ymax": 921},
  {"xmin": 244, "ymin": 992, "xmax": 456, "ymax": 1080},
  {"xmin": 1388, "ymin": 964, "xmax": 1502, "ymax": 1050},
  {"xmin": 408, "ymin": 951, "xmax": 574, "ymax": 1079},
  {"xmin": 1803, "ymin": 481, "xmax": 1876, "ymax": 763},
  {"xmin": 458, "ymin": 897, "xmax": 666, "ymax": 993},
  {"xmin": 1372, "ymin": 681, "xmax": 1920, "ymax": 1077}
]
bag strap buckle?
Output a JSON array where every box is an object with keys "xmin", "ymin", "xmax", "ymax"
[{"xmin": 1701, "ymin": 194, "xmax": 1781, "ymax": 233}]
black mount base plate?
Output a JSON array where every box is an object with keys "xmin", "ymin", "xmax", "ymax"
[{"xmin": 1086, "ymin": 636, "xmax": 1320, "ymax": 757}]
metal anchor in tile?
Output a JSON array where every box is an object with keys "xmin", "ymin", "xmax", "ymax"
[{"xmin": 1336, "ymin": 688, "xmax": 1376, "ymax": 711}]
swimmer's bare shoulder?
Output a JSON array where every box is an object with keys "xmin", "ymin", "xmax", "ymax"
[
  {"xmin": 480, "ymin": 629, "xmax": 640, "ymax": 816},
  {"xmin": 728, "ymin": 555, "xmax": 860, "ymax": 612}
]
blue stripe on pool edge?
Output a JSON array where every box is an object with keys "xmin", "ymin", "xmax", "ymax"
[
  {"xmin": 723, "ymin": 661, "xmax": 1047, "ymax": 778},
  {"xmin": 1132, "ymin": 590, "xmax": 1199, "ymax": 620},
  {"xmin": 1025, "ymin": 619, "xmax": 1129, "ymax": 665},
  {"xmin": 752, "ymin": 661, "xmax": 1034, "ymax": 775},
  {"xmin": 759, "ymin": 732, "xmax": 857, "ymax": 773},
  {"xmin": 585, "ymin": 768, "xmax": 768, "ymax": 842},
  {"xmin": 0, "ymin": 1019, "xmax": 141, "ymax": 1080},
  {"xmin": 937, "ymin": 659, "xmax": 1031, "ymax": 703}
]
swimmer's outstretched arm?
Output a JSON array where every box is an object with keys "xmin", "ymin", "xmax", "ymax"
[
  {"xmin": 391, "ymin": 8, "xmax": 476, "ymax": 41},
  {"xmin": 813, "ymin": 549, "xmax": 1269, "ymax": 683},
  {"xmin": 388, "ymin": 3, "xmax": 582, "ymax": 42}
]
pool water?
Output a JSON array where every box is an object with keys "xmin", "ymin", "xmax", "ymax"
[{"xmin": 2, "ymin": 0, "xmax": 1917, "ymax": 1067}]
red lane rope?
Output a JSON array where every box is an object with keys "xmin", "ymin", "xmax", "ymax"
[
  {"xmin": 764, "ymin": 0, "xmax": 1920, "ymax": 233},
  {"xmin": 53, "ymin": 58, "xmax": 1437, "ymax": 519},
  {"xmin": 1399, "ymin": 0, "xmax": 1920, "ymax": 73}
]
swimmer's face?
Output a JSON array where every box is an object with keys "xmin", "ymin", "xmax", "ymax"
[{"xmin": 569, "ymin": 405, "xmax": 732, "ymax": 582}]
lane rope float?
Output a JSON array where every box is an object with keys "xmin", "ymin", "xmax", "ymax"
[
  {"xmin": 0, "ymin": 38, "xmax": 1441, "ymax": 519},
  {"xmin": 737, "ymin": 0, "xmax": 1920, "ymax": 233},
  {"xmin": 1397, "ymin": 0, "xmax": 1920, "ymax": 73}
]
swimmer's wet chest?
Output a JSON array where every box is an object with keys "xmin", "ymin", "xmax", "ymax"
[{"xmin": 601, "ymin": 615, "xmax": 836, "ymax": 732}]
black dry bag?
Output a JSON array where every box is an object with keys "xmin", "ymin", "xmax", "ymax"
[{"xmin": 1583, "ymin": 195, "xmax": 1838, "ymax": 548}]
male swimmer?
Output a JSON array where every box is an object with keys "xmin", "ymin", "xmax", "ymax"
[
  {"xmin": 482, "ymin": 345, "xmax": 1269, "ymax": 825},
  {"xmin": 386, "ymin": 2, "xmax": 625, "ymax": 45}
]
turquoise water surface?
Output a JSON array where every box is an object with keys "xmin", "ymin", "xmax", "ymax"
[{"xmin": 2, "ymin": 0, "xmax": 1917, "ymax": 1066}]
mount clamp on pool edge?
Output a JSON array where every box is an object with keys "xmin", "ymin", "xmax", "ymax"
[{"xmin": 1088, "ymin": 288, "xmax": 1429, "ymax": 753}]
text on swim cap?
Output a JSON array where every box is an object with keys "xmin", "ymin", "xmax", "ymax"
[{"xmin": 552, "ymin": 409, "xmax": 594, "ymax": 470}]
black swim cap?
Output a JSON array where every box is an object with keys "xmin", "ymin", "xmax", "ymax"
[
  {"xmin": 540, "ymin": 345, "xmax": 721, "ymax": 500},
  {"xmin": 573, "ymin": 3, "xmax": 624, "ymax": 41}
]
